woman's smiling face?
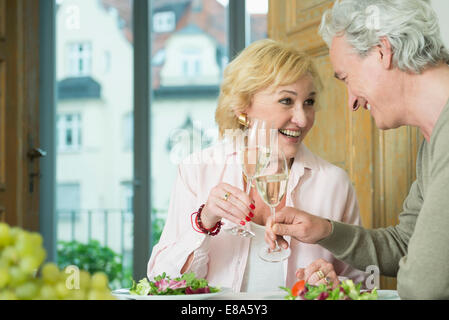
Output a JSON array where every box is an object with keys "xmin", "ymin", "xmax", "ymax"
[{"xmin": 246, "ymin": 75, "xmax": 317, "ymax": 161}]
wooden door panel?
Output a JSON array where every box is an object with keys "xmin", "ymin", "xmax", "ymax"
[
  {"xmin": 303, "ymin": 55, "xmax": 349, "ymax": 171},
  {"xmin": 0, "ymin": 60, "xmax": 5, "ymax": 191},
  {"xmin": 0, "ymin": 0, "xmax": 40, "ymax": 230},
  {"xmin": 0, "ymin": 0, "xmax": 5, "ymax": 39}
]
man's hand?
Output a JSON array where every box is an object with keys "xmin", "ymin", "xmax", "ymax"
[{"xmin": 264, "ymin": 207, "xmax": 333, "ymax": 250}]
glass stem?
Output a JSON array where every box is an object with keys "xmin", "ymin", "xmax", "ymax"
[
  {"xmin": 271, "ymin": 206, "xmax": 281, "ymax": 252},
  {"xmin": 246, "ymin": 177, "xmax": 252, "ymax": 195}
]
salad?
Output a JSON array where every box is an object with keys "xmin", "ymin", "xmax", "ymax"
[
  {"xmin": 280, "ymin": 279, "xmax": 378, "ymax": 300},
  {"xmin": 129, "ymin": 272, "xmax": 220, "ymax": 296}
]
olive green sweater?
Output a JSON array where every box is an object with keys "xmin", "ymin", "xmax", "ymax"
[{"xmin": 318, "ymin": 99, "xmax": 449, "ymax": 299}]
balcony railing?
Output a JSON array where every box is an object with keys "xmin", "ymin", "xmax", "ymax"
[
  {"xmin": 57, "ymin": 208, "xmax": 167, "ymax": 270},
  {"xmin": 57, "ymin": 209, "xmax": 134, "ymax": 269}
]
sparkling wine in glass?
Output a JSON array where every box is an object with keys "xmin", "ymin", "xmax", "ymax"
[
  {"xmin": 255, "ymin": 149, "xmax": 291, "ymax": 262},
  {"xmin": 225, "ymin": 118, "xmax": 269, "ymax": 238}
]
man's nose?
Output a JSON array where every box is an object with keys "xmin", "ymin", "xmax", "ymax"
[{"xmin": 347, "ymin": 88, "xmax": 367, "ymax": 111}]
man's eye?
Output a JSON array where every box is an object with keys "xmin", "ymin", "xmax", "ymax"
[
  {"xmin": 279, "ymin": 98, "xmax": 293, "ymax": 105},
  {"xmin": 304, "ymin": 99, "xmax": 315, "ymax": 106}
]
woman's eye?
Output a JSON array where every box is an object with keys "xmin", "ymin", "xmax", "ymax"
[
  {"xmin": 279, "ymin": 98, "xmax": 293, "ymax": 105},
  {"xmin": 304, "ymin": 99, "xmax": 315, "ymax": 106}
]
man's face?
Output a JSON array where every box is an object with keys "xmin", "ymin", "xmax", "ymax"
[{"xmin": 329, "ymin": 35, "xmax": 401, "ymax": 130}]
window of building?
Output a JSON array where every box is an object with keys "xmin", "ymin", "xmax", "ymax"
[
  {"xmin": 57, "ymin": 113, "xmax": 82, "ymax": 152},
  {"xmin": 153, "ymin": 11, "xmax": 175, "ymax": 33},
  {"xmin": 123, "ymin": 112, "xmax": 133, "ymax": 151},
  {"xmin": 181, "ymin": 49, "xmax": 201, "ymax": 78},
  {"xmin": 67, "ymin": 42, "xmax": 92, "ymax": 77},
  {"xmin": 56, "ymin": 183, "xmax": 81, "ymax": 224},
  {"xmin": 121, "ymin": 182, "xmax": 133, "ymax": 213}
]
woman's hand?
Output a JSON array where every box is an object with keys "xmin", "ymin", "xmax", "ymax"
[
  {"xmin": 296, "ymin": 259, "xmax": 340, "ymax": 289},
  {"xmin": 201, "ymin": 183, "xmax": 255, "ymax": 229}
]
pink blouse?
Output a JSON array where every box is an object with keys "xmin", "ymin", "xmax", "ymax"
[{"xmin": 147, "ymin": 141, "xmax": 366, "ymax": 292}]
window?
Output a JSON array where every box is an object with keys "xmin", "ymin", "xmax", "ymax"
[
  {"xmin": 121, "ymin": 182, "xmax": 133, "ymax": 213},
  {"xmin": 248, "ymin": 0, "xmax": 268, "ymax": 43},
  {"xmin": 56, "ymin": 183, "xmax": 81, "ymax": 225},
  {"xmin": 57, "ymin": 183, "xmax": 81, "ymax": 211},
  {"xmin": 43, "ymin": 0, "xmax": 256, "ymax": 287},
  {"xmin": 67, "ymin": 42, "xmax": 92, "ymax": 77},
  {"xmin": 55, "ymin": 0, "xmax": 134, "ymax": 289},
  {"xmin": 153, "ymin": 11, "xmax": 175, "ymax": 33},
  {"xmin": 181, "ymin": 49, "xmax": 201, "ymax": 78},
  {"xmin": 123, "ymin": 112, "xmax": 133, "ymax": 151},
  {"xmin": 57, "ymin": 114, "xmax": 82, "ymax": 152}
]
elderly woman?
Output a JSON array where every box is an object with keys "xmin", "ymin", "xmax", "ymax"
[{"xmin": 147, "ymin": 39, "xmax": 366, "ymax": 292}]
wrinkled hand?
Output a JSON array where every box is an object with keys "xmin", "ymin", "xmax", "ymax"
[
  {"xmin": 264, "ymin": 207, "xmax": 332, "ymax": 250},
  {"xmin": 295, "ymin": 259, "xmax": 340, "ymax": 289},
  {"xmin": 201, "ymin": 183, "xmax": 254, "ymax": 229}
]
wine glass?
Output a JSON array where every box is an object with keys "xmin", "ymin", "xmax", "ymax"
[
  {"xmin": 255, "ymin": 148, "xmax": 291, "ymax": 262},
  {"xmin": 225, "ymin": 118, "xmax": 269, "ymax": 238}
]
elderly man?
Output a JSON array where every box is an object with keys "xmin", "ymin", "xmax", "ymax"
[{"xmin": 266, "ymin": 0, "xmax": 449, "ymax": 299}]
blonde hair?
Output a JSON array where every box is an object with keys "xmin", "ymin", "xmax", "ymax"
[{"xmin": 215, "ymin": 39, "xmax": 323, "ymax": 137}]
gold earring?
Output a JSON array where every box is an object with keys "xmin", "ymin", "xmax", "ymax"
[{"xmin": 238, "ymin": 113, "xmax": 249, "ymax": 127}]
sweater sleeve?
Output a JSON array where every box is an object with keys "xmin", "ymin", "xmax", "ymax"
[
  {"xmin": 333, "ymin": 179, "xmax": 368, "ymax": 285},
  {"xmin": 316, "ymin": 161, "xmax": 422, "ymax": 277},
  {"xmin": 147, "ymin": 162, "xmax": 211, "ymax": 280},
  {"xmin": 396, "ymin": 114, "xmax": 449, "ymax": 299}
]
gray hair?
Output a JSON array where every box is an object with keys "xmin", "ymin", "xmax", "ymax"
[{"xmin": 319, "ymin": 0, "xmax": 449, "ymax": 74}]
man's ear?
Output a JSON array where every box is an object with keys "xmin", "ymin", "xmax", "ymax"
[{"xmin": 378, "ymin": 37, "xmax": 393, "ymax": 70}]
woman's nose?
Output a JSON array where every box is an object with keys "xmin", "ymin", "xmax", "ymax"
[{"xmin": 291, "ymin": 105, "xmax": 308, "ymax": 128}]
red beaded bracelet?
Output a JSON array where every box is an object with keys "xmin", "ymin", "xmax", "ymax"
[{"xmin": 191, "ymin": 204, "xmax": 223, "ymax": 236}]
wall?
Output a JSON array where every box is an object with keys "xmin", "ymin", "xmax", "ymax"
[{"xmin": 432, "ymin": 0, "xmax": 449, "ymax": 48}]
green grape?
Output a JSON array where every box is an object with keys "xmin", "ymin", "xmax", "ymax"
[
  {"xmin": 29, "ymin": 232, "xmax": 43, "ymax": 248},
  {"xmin": 1, "ymin": 246, "xmax": 19, "ymax": 265},
  {"xmin": 15, "ymin": 232, "xmax": 35, "ymax": 258},
  {"xmin": 34, "ymin": 247, "xmax": 46, "ymax": 267},
  {"xmin": 8, "ymin": 227, "xmax": 22, "ymax": 245},
  {"xmin": 66, "ymin": 289, "xmax": 87, "ymax": 300},
  {"xmin": 0, "ymin": 289, "xmax": 18, "ymax": 300},
  {"xmin": 0, "ymin": 223, "xmax": 11, "ymax": 247},
  {"xmin": 38, "ymin": 284, "xmax": 58, "ymax": 300},
  {"xmin": 87, "ymin": 289, "xmax": 109, "ymax": 300},
  {"xmin": 15, "ymin": 281, "xmax": 39, "ymax": 300},
  {"xmin": 79, "ymin": 270, "xmax": 91, "ymax": 291},
  {"xmin": 0, "ymin": 223, "xmax": 117, "ymax": 301},
  {"xmin": 0, "ymin": 266, "xmax": 11, "ymax": 288},
  {"xmin": 9, "ymin": 266, "xmax": 28, "ymax": 287},
  {"xmin": 19, "ymin": 256, "xmax": 40, "ymax": 274},
  {"xmin": 41, "ymin": 262, "xmax": 60, "ymax": 284},
  {"xmin": 91, "ymin": 272, "xmax": 109, "ymax": 291},
  {"xmin": 55, "ymin": 281, "xmax": 71, "ymax": 299}
]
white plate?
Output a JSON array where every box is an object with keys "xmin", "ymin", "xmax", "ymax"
[
  {"xmin": 377, "ymin": 290, "xmax": 400, "ymax": 300},
  {"xmin": 112, "ymin": 287, "xmax": 231, "ymax": 300}
]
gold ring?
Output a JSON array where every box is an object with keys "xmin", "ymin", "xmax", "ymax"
[
  {"xmin": 316, "ymin": 270, "xmax": 325, "ymax": 280},
  {"xmin": 223, "ymin": 192, "xmax": 230, "ymax": 201}
]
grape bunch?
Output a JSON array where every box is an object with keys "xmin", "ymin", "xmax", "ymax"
[{"xmin": 0, "ymin": 222, "xmax": 115, "ymax": 300}]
